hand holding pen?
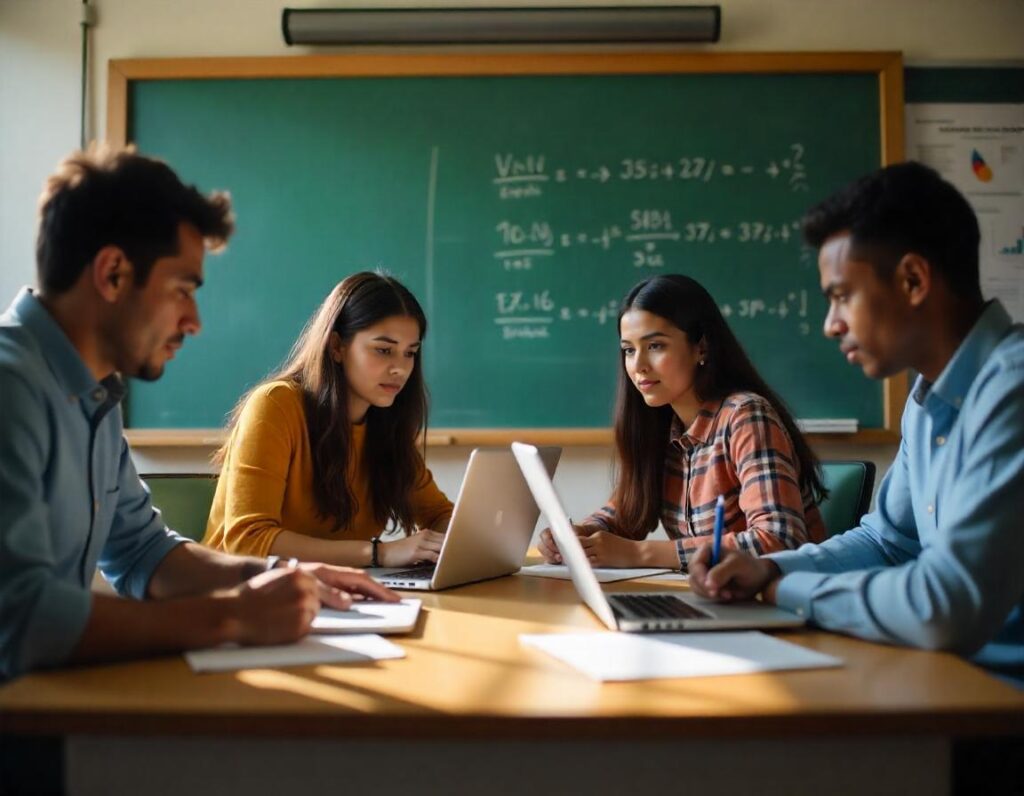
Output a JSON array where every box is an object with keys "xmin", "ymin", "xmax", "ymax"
[{"xmin": 710, "ymin": 494, "xmax": 725, "ymax": 566}]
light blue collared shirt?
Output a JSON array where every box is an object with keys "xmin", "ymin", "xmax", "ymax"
[
  {"xmin": 770, "ymin": 300, "xmax": 1024, "ymax": 685},
  {"xmin": 0, "ymin": 288, "xmax": 185, "ymax": 680}
]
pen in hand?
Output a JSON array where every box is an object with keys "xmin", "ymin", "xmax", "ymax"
[{"xmin": 710, "ymin": 495, "xmax": 725, "ymax": 567}]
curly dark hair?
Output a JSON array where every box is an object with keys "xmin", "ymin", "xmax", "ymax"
[{"xmin": 36, "ymin": 143, "xmax": 234, "ymax": 294}]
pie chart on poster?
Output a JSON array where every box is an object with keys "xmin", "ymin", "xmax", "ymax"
[{"xmin": 972, "ymin": 149, "xmax": 994, "ymax": 182}]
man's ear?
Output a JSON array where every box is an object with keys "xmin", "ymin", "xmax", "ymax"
[
  {"xmin": 91, "ymin": 246, "xmax": 132, "ymax": 302},
  {"xmin": 894, "ymin": 252, "xmax": 932, "ymax": 309}
]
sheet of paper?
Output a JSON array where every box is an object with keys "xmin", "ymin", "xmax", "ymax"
[
  {"xmin": 312, "ymin": 598, "xmax": 421, "ymax": 634},
  {"xmin": 520, "ymin": 631, "xmax": 842, "ymax": 681},
  {"xmin": 519, "ymin": 564, "xmax": 675, "ymax": 583},
  {"xmin": 185, "ymin": 633, "xmax": 405, "ymax": 673}
]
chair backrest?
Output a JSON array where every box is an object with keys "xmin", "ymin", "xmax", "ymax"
[
  {"xmin": 818, "ymin": 461, "xmax": 877, "ymax": 537},
  {"xmin": 140, "ymin": 474, "xmax": 218, "ymax": 542}
]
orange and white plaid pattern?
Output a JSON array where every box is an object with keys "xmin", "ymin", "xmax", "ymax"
[{"xmin": 584, "ymin": 392, "xmax": 825, "ymax": 572}]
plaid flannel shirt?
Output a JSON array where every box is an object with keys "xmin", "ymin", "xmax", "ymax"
[{"xmin": 584, "ymin": 392, "xmax": 825, "ymax": 572}]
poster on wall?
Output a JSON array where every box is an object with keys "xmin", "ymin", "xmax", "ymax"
[{"xmin": 906, "ymin": 103, "xmax": 1024, "ymax": 322}]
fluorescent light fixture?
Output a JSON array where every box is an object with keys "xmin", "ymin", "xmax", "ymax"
[{"xmin": 281, "ymin": 6, "xmax": 721, "ymax": 45}]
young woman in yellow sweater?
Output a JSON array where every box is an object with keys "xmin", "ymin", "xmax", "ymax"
[{"xmin": 204, "ymin": 272, "xmax": 453, "ymax": 567}]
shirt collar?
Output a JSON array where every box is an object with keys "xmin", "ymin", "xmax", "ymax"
[
  {"xmin": 912, "ymin": 300, "xmax": 1014, "ymax": 411},
  {"xmin": 670, "ymin": 397, "xmax": 724, "ymax": 449},
  {"xmin": 5, "ymin": 287, "xmax": 124, "ymax": 406}
]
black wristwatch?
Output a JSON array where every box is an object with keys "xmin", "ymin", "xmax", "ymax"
[{"xmin": 370, "ymin": 536, "xmax": 381, "ymax": 568}]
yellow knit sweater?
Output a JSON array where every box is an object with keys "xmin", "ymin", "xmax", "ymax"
[{"xmin": 203, "ymin": 380, "xmax": 453, "ymax": 557}]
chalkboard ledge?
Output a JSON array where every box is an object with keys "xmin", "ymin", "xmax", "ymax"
[{"xmin": 124, "ymin": 427, "xmax": 899, "ymax": 448}]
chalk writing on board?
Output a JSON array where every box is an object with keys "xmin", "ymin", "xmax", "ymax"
[
  {"xmin": 493, "ymin": 144, "xmax": 809, "ymax": 198},
  {"xmin": 494, "ymin": 215, "xmax": 802, "ymax": 271},
  {"xmin": 487, "ymin": 145, "xmax": 812, "ymax": 341},
  {"xmin": 493, "ymin": 290, "xmax": 812, "ymax": 340}
]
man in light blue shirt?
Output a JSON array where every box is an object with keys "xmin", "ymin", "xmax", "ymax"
[
  {"xmin": 689, "ymin": 162, "xmax": 1024, "ymax": 687},
  {"xmin": 0, "ymin": 145, "xmax": 396, "ymax": 682}
]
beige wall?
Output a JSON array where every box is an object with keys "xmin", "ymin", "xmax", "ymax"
[{"xmin": 3, "ymin": 0, "xmax": 1022, "ymax": 520}]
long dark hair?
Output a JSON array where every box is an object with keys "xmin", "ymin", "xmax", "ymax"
[
  {"xmin": 217, "ymin": 271, "xmax": 429, "ymax": 533},
  {"xmin": 611, "ymin": 274, "xmax": 827, "ymax": 535}
]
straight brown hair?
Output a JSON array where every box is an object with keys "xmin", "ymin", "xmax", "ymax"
[
  {"xmin": 216, "ymin": 271, "xmax": 429, "ymax": 532},
  {"xmin": 611, "ymin": 274, "xmax": 827, "ymax": 535}
]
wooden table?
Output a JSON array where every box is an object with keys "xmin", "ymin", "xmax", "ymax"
[{"xmin": 2, "ymin": 573, "xmax": 1022, "ymax": 796}]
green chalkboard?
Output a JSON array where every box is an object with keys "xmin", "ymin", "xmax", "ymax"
[{"xmin": 122, "ymin": 56, "xmax": 894, "ymax": 431}]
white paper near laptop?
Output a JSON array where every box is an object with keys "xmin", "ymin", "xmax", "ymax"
[
  {"xmin": 521, "ymin": 631, "xmax": 842, "ymax": 681},
  {"xmin": 519, "ymin": 564, "xmax": 674, "ymax": 583},
  {"xmin": 185, "ymin": 634, "xmax": 405, "ymax": 673},
  {"xmin": 312, "ymin": 598, "xmax": 421, "ymax": 634}
]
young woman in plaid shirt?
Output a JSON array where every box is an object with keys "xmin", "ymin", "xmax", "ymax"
[{"xmin": 539, "ymin": 274, "xmax": 826, "ymax": 573}]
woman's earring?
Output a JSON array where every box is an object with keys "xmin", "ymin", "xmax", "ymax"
[{"xmin": 699, "ymin": 358, "xmax": 705, "ymax": 367}]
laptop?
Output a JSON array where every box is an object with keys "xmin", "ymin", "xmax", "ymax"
[
  {"xmin": 511, "ymin": 442, "xmax": 805, "ymax": 632},
  {"xmin": 372, "ymin": 446, "xmax": 562, "ymax": 591},
  {"xmin": 312, "ymin": 598, "xmax": 422, "ymax": 634}
]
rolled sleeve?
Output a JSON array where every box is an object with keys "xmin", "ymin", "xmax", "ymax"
[
  {"xmin": 98, "ymin": 437, "xmax": 187, "ymax": 599},
  {"xmin": 582, "ymin": 503, "xmax": 632, "ymax": 537}
]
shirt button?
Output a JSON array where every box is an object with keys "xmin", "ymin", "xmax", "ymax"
[
  {"xmin": 936, "ymin": 436, "xmax": 946, "ymax": 446},
  {"xmin": 796, "ymin": 608, "xmax": 805, "ymax": 617},
  {"xmin": 927, "ymin": 504, "xmax": 934, "ymax": 514},
  {"xmin": 93, "ymin": 500, "xmax": 99, "ymax": 512},
  {"xmin": 91, "ymin": 389, "xmax": 104, "ymax": 401}
]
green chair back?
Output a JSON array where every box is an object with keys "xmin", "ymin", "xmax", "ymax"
[
  {"xmin": 140, "ymin": 474, "xmax": 218, "ymax": 542},
  {"xmin": 819, "ymin": 461, "xmax": 876, "ymax": 538}
]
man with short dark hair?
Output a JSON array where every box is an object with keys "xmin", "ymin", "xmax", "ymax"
[
  {"xmin": 689, "ymin": 162, "xmax": 1024, "ymax": 686},
  {"xmin": 0, "ymin": 145, "xmax": 397, "ymax": 681}
]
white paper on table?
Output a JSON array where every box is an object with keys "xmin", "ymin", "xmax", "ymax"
[
  {"xmin": 520, "ymin": 631, "xmax": 842, "ymax": 681},
  {"xmin": 518, "ymin": 564, "xmax": 675, "ymax": 583},
  {"xmin": 185, "ymin": 633, "xmax": 405, "ymax": 673},
  {"xmin": 312, "ymin": 598, "xmax": 421, "ymax": 634}
]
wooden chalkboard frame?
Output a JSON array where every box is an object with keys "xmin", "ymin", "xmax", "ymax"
[{"xmin": 108, "ymin": 51, "xmax": 908, "ymax": 447}]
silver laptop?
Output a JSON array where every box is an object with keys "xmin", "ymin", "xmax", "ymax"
[
  {"xmin": 373, "ymin": 446, "xmax": 561, "ymax": 591},
  {"xmin": 511, "ymin": 442, "xmax": 805, "ymax": 632}
]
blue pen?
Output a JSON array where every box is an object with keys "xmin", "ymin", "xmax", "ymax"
[{"xmin": 710, "ymin": 495, "xmax": 725, "ymax": 567}]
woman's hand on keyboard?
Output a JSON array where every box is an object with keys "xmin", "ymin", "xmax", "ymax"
[{"xmin": 380, "ymin": 529, "xmax": 445, "ymax": 567}]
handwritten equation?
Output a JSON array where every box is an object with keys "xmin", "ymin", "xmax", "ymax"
[
  {"xmin": 492, "ymin": 144, "xmax": 809, "ymax": 199},
  {"xmin": 484, "ymin": 146, "xmax": 815, "ymax": 342},
  {"xmin": 494, "ymin": 211, "xmax": 800, "ymax": 272},
  {"xmin": 493, "ymin": 290, "xmax": 812, "ymax": 340}
]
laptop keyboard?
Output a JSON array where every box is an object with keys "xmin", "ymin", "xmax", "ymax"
[
  {"xmin": 383, "ymin": 564, "xmax": 436, "ymax": 579},
  {"xmin": 609, "ymin": 593, "xmax": 713, "ymax": 621}
]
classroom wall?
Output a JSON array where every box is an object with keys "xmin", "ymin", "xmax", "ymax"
[{"xmin": 3, "ymin": 0, "xmax": 1022, "ymax": 522}]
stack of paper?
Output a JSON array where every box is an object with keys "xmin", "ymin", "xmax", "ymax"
[{"xmin": 521, "ymin": 631, "xmax": 842, "ymax": 681}]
